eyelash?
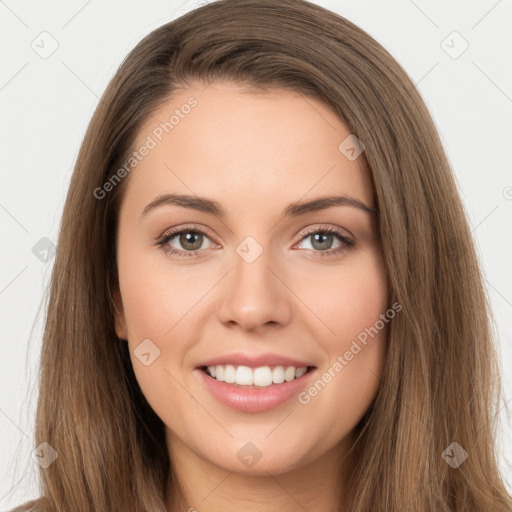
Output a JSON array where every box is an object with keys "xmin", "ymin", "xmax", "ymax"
[{"xmin": 155, "ymin": 223, "xmax": 355, "ymax": 259}]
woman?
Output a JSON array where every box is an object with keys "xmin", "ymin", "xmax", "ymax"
[{"xmin": 10, "ymin": 0, "xmax": 512, "ymax": 510}]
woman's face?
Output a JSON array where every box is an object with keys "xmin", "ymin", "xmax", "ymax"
[{"xmin": 114, "ymin": 80, "xmax": 389, "ymax": 476}]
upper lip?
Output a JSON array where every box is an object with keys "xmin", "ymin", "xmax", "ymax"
[{"xmin": 196, "ymin": 352, "xmax": 316, "ymax": 369}]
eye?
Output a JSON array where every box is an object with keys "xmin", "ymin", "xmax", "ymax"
[
  {"xmin": 156, "ymin": 224, "xmax": 216, "ymax": 257},
  {"xmin": 156, "ymin": 223, "xmax": 355, "ymax": 258},
  {"xmin": 294, "ymin": 224, "xmax": 355, "ymax": 258}
]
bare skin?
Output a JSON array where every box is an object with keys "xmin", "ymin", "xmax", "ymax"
[{"xmin": 113, "ymin": 80, "xmax": 389, "ymax": 512}]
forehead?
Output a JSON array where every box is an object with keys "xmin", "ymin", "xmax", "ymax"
[{"xmin": 124, "ymin": 81, "xmax": 373, "ymax": 215}]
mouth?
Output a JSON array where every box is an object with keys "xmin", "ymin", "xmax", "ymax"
[
  {"xmin": 195, "ymin": 363, "xmax": 318, "ymax": 412},
  {"xmin": 198, "ymin": 364, "xmax": 316, "ymax": 389}
]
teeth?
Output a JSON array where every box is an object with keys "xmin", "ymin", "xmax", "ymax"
[{"xmin": 206, "ymin": 364, "xmax": 309, "ymax": 388}]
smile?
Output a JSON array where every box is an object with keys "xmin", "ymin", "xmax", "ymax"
[{"xmin": 195, "ymin": 365, "xmax": 317, "ymax": 413}]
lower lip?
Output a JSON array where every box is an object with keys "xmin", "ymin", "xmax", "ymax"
[{"xmin": 195, "ymin": 367, "xmax": 316, "ymax": 413}]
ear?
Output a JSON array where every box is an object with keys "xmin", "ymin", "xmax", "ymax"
[{"xmin": 112, "ymin": 287, "xmax": 128, "ymax": 340}]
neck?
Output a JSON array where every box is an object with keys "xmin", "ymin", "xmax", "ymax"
[{"xmin": 164, "ymin": 430, "xmax": 355, "ymax": 512}]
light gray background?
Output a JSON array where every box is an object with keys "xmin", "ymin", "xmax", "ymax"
[{"xmin": 1, "ymin": 0, "xmax": 511, "ymax": 507}]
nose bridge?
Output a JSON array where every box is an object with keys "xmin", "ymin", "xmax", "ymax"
[
  {"xmin": 217, "ymin": 234, "xmax": 291, "ymax": 330},
  {"xmin": 235, "ymin": 234, "xmax": 272, "ymax": 289}
]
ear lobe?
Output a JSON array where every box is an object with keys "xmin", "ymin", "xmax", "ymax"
[{"xmin": 112, "ymin": 287, "xmax": 128, "ymax": 340}]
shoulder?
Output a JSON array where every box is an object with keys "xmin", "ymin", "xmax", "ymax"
[{"xmin": 5, "ymin": 498, "xmax": 49, "ymax": 512}]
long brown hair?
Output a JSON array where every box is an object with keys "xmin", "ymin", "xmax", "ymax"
[{"xmin": 13, "ymin": 0, "xmax": 511, "ymax": 510}]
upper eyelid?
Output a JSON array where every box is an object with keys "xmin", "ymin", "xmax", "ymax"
[{"xmin": 159, "ymin": 223, "xmax": 218, "ymax": 243}]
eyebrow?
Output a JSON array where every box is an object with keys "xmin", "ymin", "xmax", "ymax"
[{"xmin": 140, "ymin": 193, "xmax": 377, "ymax": 220}]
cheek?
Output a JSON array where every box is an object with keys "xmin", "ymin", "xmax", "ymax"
[
  {"xmin": 117, "ymin": 244, "xmax": 195, "ymax": 340},
  {"xmin": 116, "ymin": 251, "xmax": 195, "ymax": 415},
  {"xmin": 301, "ymin": 325, "xmax": 387, "ymax": 448},
  {"xmin": 116, "ymin": 246, "xmax": 216, "ymax": 394},
  {"xmin": 297, "ymin": 251, "xmax": 389, "ymax": 419},
  {"xmin": 302, "ymin": 250, "xmax": 389, "ymax": 345}
]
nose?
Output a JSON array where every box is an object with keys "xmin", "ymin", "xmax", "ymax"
[{"xmin": 217, "ymin": 241, "xmax": 292, "ymax": 332}]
